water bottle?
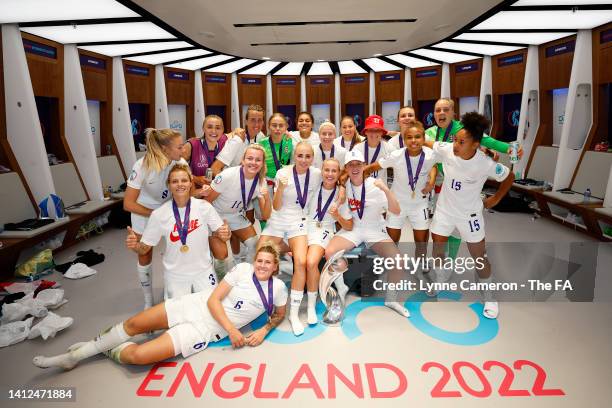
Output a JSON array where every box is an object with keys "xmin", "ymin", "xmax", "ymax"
[{"xmin": 583, "ymin": 188, "xmax": 591, "ymax": 203}]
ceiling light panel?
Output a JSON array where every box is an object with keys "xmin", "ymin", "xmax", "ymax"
[
  {"xmin": 273, "ymin": 62, "xmax": 304, "ymax": 76},
  {"xmin": 513, "ymin": 0, "xmax": 612, "ymax": 5},
  {"xmin": 126, "ymin": 49, "xmax": 210, "ymax": 65},
  {"xmin": 21, "ymin": 22, "xmax": 175, "ymax": 44},
  {"xmin": 307, "ymin": 62, "xmax": 333, "ymax": 76},
  {"xmin": 433, "ymin": 41, "xmax": 523, "ymax": 56},
  {"xmin": 204, "ymin": 59, "xmax": 256, "ymax": 73},
  {"xmin": 456, "ymin": 32, "xmax": 575, "ymax": 45},
  {"xmin": 240, "ymin": 61, "xmax": 281, "ymax": 75},
  {"xmin": 79, "ymin": 41, "xmax": 191, "ymax": 57},
  {"xmin": 0, "ymin": 0, "xmax": 138, "ymax": 23},
  {"xmin": 362, "ymin": 58, "xmax": 401, "ymax": 72},
  {"xmin": 410, "ymin": 49, "xmax": 477, "ymax": 63},
  {"xmin": 166, "ymin": 54, "xmax": 233, "ymax": 70},
  {"xmin": 473, "ymin": 10, "xmax": 612, "ymax": 30},
  {"xmin": 386, "ymin": 54, "xmax": 439, "ymax": 68},
  {"xmin": 337, "ymin": 60, "xmax": 367, "ymax": 74}
]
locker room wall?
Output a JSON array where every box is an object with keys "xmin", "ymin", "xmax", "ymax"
[
  {"xmin": 165, "ymin": 67, "xmax": 195, "ymax": 139},
  {"xmin": 238, "ymin": 74, "xmax": 266, "ymax": 129},
  {"xmin": 203, "ymin": 72, "xmax": 232, "ymax": 130},
  {"xmin": 450, "ymin": 58, "xmax": 482, "ymax": 114}
]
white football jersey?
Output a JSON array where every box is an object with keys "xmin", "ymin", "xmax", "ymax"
[
  {"xmin": 210, "ymin": 166, "xmax": 263, "ymax": 214},
  {"xmin": 352, "ymin": 140, "xmax": 393, "ymax": 183},
  {"xmin": 140, "ymin": 198, "xmax": 223, "ymax": 281},
  {"xmin": 434, "ymin": 142, "xmax": 510, "ymax": 219},
  {"xmin": 346, "ymin": 177, "xmax": 388, "ymax": 228},
  {"xmin": 269, "ymin": 166, "xmax": 322, "ymax": 224},
  {"xmin": 312, "ymin": 143, "xmax": 347, "ymax": 170},
  {"xmin": 127, "ymin": 157, "xmax": 188, "ymax": 209},
  {"xmin": 378, "ymin": 147, "xmax": 438, "ymax": 205}
]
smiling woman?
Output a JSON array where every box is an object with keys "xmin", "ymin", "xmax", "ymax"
[{"xmin": 33, "ymin": 242, "xmax": 287, "ymax": 369}]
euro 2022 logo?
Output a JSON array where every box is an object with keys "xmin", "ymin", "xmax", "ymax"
[
  {"xmin": 210, "ymin": 292, "xmax": 499, "ymax": 348},
  {"xmin": 423, "ymin": 112, "xmax": 434, "ymax": 127},
  {"xmin": 507, "ymin": 110, "xmax": 520, "ymax": 128}
]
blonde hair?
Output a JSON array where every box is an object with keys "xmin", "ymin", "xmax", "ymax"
[
  {"xmin": 166, "ymin": 163, "xmax": 192, "ymax": 185},
  {"xmin": 322, "ymin": 158, "xmax": 341, "ymax": 184},
  {"xmin": 435, "ymin": 98, "xmax": 455, "ymax": 111},
  {"xmin": 256, "ymin": 241, "xmax": 280, "ymax": 275},
  {"xmin": 318, "ymin": 121, "xmax": 336, "ymax": 134},
  {"xmin": 293, "ymin": 141, "xmax": 314, "ymax": 160},
  {"xmin": 143, "ymin": 128, "xmax": 182, "ymax": 172},
  {"xmin": 242, "ymin": 144, "xmax": 268, "ymax": 183}
]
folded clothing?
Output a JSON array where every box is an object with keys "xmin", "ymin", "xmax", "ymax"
[
  {"xmin": 55, "ymin": 250, "xmax": 105, "ymax": 273},
  {"xmin": 4, "ymin": 218, "xmax": 55, "ymax": 231},
  {"xmin": 0, "ymin": 280, "xmax": 59, "ymax": 295},
  {"xmin": 64, "ymin": 263, "xmax": 97, "ymax": 279}
]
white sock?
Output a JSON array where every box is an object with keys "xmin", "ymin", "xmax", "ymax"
[
  {"xmin": 306, "ymin": 291, "xmax": 318, "ymax": 325},
  {"xmin": 243, "ymin": 237, "xmax": 258, "ymax": 263},
  {"xmin": 33, "ymin": 322, "xmax": 130, "ymax": 370},
  {"xmin": 104, "ymin": 341, "xmax": 136, "ymax": 364},
  {"xmin": 137, "ymin": 263, "xmax": 153, "ymax": 309},
  {"xmin": 214, "ymin": 258, "xmax": 228, "ymax": 280},
  {"xmin": 289, "ymin": 290, "xmax": 304, "ymax": 336},
  {"xmin": 334, "ymin": 275, "xmax": 349, "ymax": 301},
  {"xmin": 478, "ymin": 276, "xmax": 495, "ymax": 302},
  {"xmin": 385, "ymin": 301, "xmax": 410, "ymax": 317}
]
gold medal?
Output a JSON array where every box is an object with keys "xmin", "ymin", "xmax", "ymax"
[
  {"xmin": 317, "ymin": 221, "xmax": 321, "ymax": 228},
  {"xmin": 411, "ymin": 191, "xmax": 416, "ymax": 199},
  {"xmin": 180, "ymin": 244, "xmax": 189, "ymax": 253}
]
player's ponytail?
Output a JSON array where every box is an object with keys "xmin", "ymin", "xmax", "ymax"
[{"xmin": 143, "ymin": 128, "xmax": 182, "ymax": 172}]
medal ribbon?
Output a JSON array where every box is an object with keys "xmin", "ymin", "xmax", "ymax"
[
  {"xmin": 252, "ymin": 273, "xmax": 273, "ymax": 317},
  {"xmin": 172, "ymin": 198, "xmax": 191, "ymax": 247},
  {"xmin": 240, "ymin": 167, "xmax": 259, "ymax": 213},
  {"xmin": 293, "ymin": 167, "xmax": 310, "ymax": 209},
  {"xmin": 316, "ymin": 183, "xmax": 337, "ymax": 222},
  {"xmin": 350, "ymin": 182, "xmax": 366, "ymax": 219},
  {"xmin": 436, "ymin": 124, "xmax": 453, "ymax": 142},
  {"xmin": 405, "ymin": 150, "xmax": 425, "ymax": 196},
  {"xmin": 201, "ymin": 139, "xmax": 220, "ymax": 167},
  {"xmin": 269, "ymin": 137, "xmax": 284, "ymax": 171},
  {"xmin": 320, "ymin": 144, "xmax": 335, "ymax": 160}
]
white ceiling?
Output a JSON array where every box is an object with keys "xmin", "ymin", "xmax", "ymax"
[
  {"xmin": 131, "ymin": 0, "xmax": 502, "ymax": 61},
  {"xmin": 6, "ymin": 0, "xmax": 611, "ymax": 73}
]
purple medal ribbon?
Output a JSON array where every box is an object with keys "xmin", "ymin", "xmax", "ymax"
[
  {"xmin": 341, "ymin": 137, "xmax": 355, "ymax": 151},
  {"xmin": 436, "ymin": 124, "xmax": 453, "ymax": 142},
  {"xmin": 405, "ymin": 150, "xmax": 425, "ymax": 196},
  {"xmin": 293, "ymin": 166, "xmax": 310, "ymax": 209},
  {"xmin": 269, "ymin": 137, "xmax": 284, "ymax": 171},
  {"xmin": 172, "ymin": 198, "xmax": 191, "ymax": 246},
  {"xmin": 365, "ymin": 143, "xmax": 382, "ymax": 178},
  {"xmin": 201, "ymin": 139, "xmax": 220, "ymax": 167},
  {"xmin": 316, "ymin": 183, "xmax": 337, "ymax": 222},
  {"xmin": 351, "ymin": 182, "xmax": 366, "ymax": 219},
  {"xmin": 399, "ymin": 135, "xmax": 404, "ymax": 148},
  {"xmin": 240, "ymin": 167, "xmax": 259, "ymax": 213},
  {"xmin": 320, "ymin": 144, "xmax": 335, "ymax": 160},
  {"xmin": 252, "ymin": 273, "xmax": 273, "ymax": 317}
]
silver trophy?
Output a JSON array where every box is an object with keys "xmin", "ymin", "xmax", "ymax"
[{"xmin": 318, "ymin": 250, "xmax": 349, "ymax": 326}]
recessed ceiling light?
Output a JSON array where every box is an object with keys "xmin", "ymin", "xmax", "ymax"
[
  {"xmin": 316, "ymin": 59, "xmax": 325, "ymax": 62},
  {"xmin": 262, "ymin": 56, "xmax": 270, "ymax": 60},
  {"xmin": 434, "ymin": 24, "xmax": 450, "ymax": 31},
  {"xmin": 198, "ymin": 31, "xmax": 215, "ymax": 38},
  {"xmin": 373, "ymin": 53, "xmax": 382, "ymax": 57}
]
